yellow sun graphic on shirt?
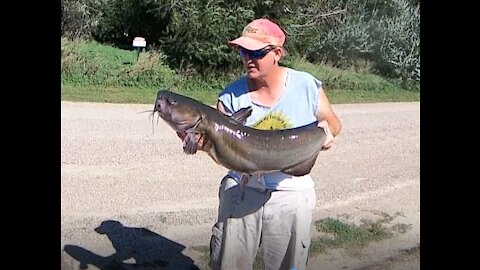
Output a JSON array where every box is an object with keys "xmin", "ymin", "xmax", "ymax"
[{"xmin": 252, "ymin": 111, "xmax": 293, "ymax": 130}]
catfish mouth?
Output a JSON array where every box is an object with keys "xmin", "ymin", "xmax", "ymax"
[
  {"xmin": 170, "ymin": 117, "xmax": 201, "ymax": 132},
  {"xmin": 155, "ymin": 108, "xmax": 201, "ymax": 132}
]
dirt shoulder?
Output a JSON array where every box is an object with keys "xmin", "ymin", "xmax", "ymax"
[{"xmin": 61, "ymin": 101, "xmax": 420, "ymax": 270}]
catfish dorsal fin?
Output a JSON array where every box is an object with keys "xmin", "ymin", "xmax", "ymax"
[{"xmin": 230, "ymin": 106, "xmax": 253, "ymax": 124}]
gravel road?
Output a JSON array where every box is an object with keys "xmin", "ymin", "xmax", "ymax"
[{"xmin": 61, "ymin": 101, "xmax": 420, "ymax": 270}]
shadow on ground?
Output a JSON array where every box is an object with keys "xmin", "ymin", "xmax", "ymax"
[{"xmin": 62, "ymin": 219, "xmax": 200, "ymax": 270}]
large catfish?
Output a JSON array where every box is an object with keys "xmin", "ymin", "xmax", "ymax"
[{"xmin": 153, "ymin": 90, "xmax": 328, "ymax": 179}]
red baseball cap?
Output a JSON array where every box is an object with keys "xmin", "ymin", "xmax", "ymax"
[{"xmin": 228, "ymin": 18, "xmax": 286, "ymax": 50}]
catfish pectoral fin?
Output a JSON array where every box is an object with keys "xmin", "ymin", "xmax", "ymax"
[
  {"xmin": 231, "ymin": 106, "xmax": 253, "ymax": 124},
  {"xmin": 282, "ymin": 154, "xmax": 319, "ymax": 176},
  {"xmin": 183, "ymin": 133, "xmax": 198, "ymax": 154}
]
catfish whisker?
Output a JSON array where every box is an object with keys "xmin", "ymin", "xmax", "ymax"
[
  {"xmin": 138, "ymin": 109, "xmax": 154, "ymax": 114},
  {"xmin": 151, "ymin": 111, "xmax": 157, "ymax": 134},
  {"xmin": 138, "ymin": 109, "xmax": 157, "ymax": 134}
]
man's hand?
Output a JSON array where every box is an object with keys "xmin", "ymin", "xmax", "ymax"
[{"xmin": 318, "ymin": 120, "xmax": 334, "ymax": 151}]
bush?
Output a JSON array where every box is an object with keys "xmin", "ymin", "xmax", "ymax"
[
  {"xmin": 93, "ymin": 0, "xmax": 171, "ymax": 49},
  {"xmin": 61, "ymin": 0, "xmax": 105, "ymax": 39},
  {"xmin": 374, "ymin": 0, "xmax": 420, "ymax": 84},
  {"xmin": 162, "ymin": 0, "xmax": 255, "ymax": 74},
  {"xmin": 60, "ymin": 0, "xmax": 420, "ymax": 84},
  {"xmin": 61, "ymin": 38, "xmax": 178, "ymax": 88},
  {"xmin": 287, "ymin": 0, "xmax": 420, "ymax": 83}
]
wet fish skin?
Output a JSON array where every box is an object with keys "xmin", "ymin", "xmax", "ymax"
[{"xmin": 153, "ymin": 90, "xmax": 327, "ymax": 176}]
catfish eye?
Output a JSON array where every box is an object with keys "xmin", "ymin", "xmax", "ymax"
[{"xmin": 167, "ymin": 98, "xmax": 177, "ymax": 105}]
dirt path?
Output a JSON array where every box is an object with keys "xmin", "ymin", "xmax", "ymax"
[{"xmin": 61, "ymin": 101, "xmax": 420, "ymax": 270}]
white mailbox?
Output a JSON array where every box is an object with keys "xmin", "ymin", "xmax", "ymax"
[
  {"xmin": 133, "ymin": 37, "xmax": 146, "ymax": 48},
  {"xmin": 133, "ymin": 37, "xmax": 146, "ymax": 62}
]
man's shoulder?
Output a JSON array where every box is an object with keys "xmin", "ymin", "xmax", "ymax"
[
  {"xmin": 286, "ymin": 68, "xmax": 323, "ymax": 91},
  {"xmin": 220, "ymin": 76, "xmax": 248, "ymax": 97},
  {"xmin": 287, "ymin": 68, "xmax": 316, "ymax": 80}
]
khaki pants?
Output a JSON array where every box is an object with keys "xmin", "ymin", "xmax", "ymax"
[{"xmin": 209, "ymin": 176, "xmax": 316, "ymax": 270}]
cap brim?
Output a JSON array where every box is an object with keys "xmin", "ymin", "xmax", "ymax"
[{"xmin": 228, "ymin": 36, "xmax": 269, "ymax": 50}]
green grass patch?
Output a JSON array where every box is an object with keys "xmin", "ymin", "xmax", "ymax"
[
  {"xmin": 311, "ymin": 218, "xmax": 392, "ymax": 254},
  {"xmin": 325, "ymin": 89, "xmax": 419, "ymax": 104},
  {"xmin": 61, "ymin": 38, "xmax": 420, "ymax": 105},
  {"xmin": 284, "ymin": 58, "xmax": 418, "ymax": 92},
  {"xmin": 61, "ymin": 85, "xmax": 159, "ymax": 104},
  {"xmin": 310, "ymin": 212, "xmax": 410, "ymax": 256},
  {"xmin": 61, "ymin": 84, "xmax": 221, "ymax": 105},
  {"xmin": 61, "ymin": 83, "xmax": 419, "ymax": 105},
  {"xmin": 61, "ymin": 38, "xmax": 177, "ymax": 89}
]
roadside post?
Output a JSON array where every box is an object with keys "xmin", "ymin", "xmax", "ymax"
[{"xmin": 132, "ymin": 37, "xmax": 146, "ymax": 62}]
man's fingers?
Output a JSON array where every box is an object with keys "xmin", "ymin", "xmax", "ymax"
[{"xmin": 318, "ymin": 120, "xmax": 334, "ymax": 151}]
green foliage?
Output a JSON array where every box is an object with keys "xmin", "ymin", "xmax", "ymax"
[
  {"xmin": 163, "ymin": 0, "xmax": 255, "ymax": 73},
  {"xmin": 61, "ymin": 0, "xmax": 105, "ymax": 39},
  {"xmin": 293, "ymin": 0, "xmax": 420, "ymax": 83},
  {"xmin": 285, "ymin": 58, "xmax": 400, "ymax": 92},
  {"xmin": 374, "ymin": 0, "xmax": 420, "ymax": 84},
  {"xmin": 61, "ymin": 38, "xmax": 419, "ymax": 104},
  {"xmin": 93, "ymin": 0, "xmax": 171, "ymax": 48},
  {"xmin": 61, "ymin": 0, "xmax": 420, "ymax": 83},
  {"xmin": 61, "ymin": 38, "xmax": 177, "ymax": 88}
]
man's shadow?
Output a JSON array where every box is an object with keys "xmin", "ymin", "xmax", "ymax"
[{"xmin": 63, "ymin": 220, "xmax": 199, "ymax": 270}]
